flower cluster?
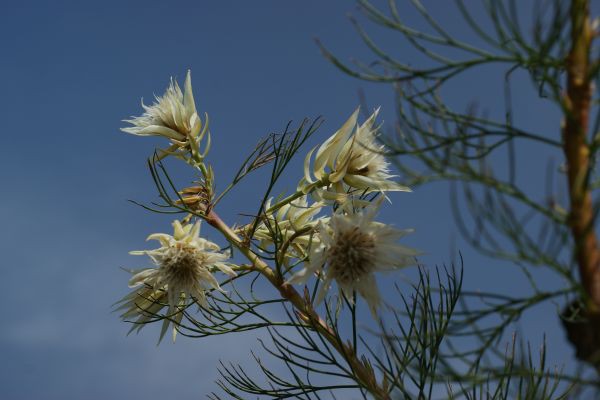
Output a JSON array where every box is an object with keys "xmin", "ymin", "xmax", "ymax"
[
  {"xmin": 116, "ymin": 220, "xmax": 234, "ymax": 342},
  {"xmin": 284, "ymin": 109, "xmax": 418, "ymax": 314},
  {"xmin": 302, "ymin": 108, "xmax": 411, "ymax": 203},
  {"xmin": 287, "ymin": 201, "xmax": 418, "ymax": 315},
  {"xmin": 118, "ymin": 71, "xmax": 418, "ymax": 342},
  {"xmin": 253, "ymin": 195, "xmax": 324, "ymax": 260},
  {"xmin": 121, "ymin": 70, "xmax": 210, "ymax": 161}
]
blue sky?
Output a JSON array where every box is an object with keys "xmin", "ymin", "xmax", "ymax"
[{"xmin": 0, "ymin": 1, "xmax": 588, "ymax": 399}]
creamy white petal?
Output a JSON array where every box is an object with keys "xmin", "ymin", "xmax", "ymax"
[
  {"xmin": 214, "ymin": 262, "xmax": 237, "ymax": 277},
  {"xmin": 315, "ymin": 273, "xmax": 334, "ymax": 305},
  {"xmin": 128, "ymin": 269, "xmax": 157, "ymax": 288},
  {"xmin": 313, "ymin": 109, "xmax": 358, "ymax": 178},
  {"xmin": 183, "ymin": 70, "xmax": 196, "ymax": 118},
  {"xmin": 355, "ymin": 274, "xmax": 381, "ymax": 317}
]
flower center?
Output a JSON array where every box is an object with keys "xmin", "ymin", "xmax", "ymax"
[
  {"xmin": 161, "ymin": 243, "xmax": 206, "ymax": 289},
  {"xmin": 349, "ymin": 165, "xmax": 370, "ymax": 175},
  {"xmin": 326, "ymin": 226, "xmax": 376, "ymax": 285}
]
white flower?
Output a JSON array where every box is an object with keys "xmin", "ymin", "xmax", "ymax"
[
  {"xmin": 303, "ymin": 108, "xmax": 410, "ymax": 199},
  {"xmin": 116, "ymin": 220, "xmax": 235, "ymax": 342},
  {"xmin": 253, "ymin": 195, "xmax": 324, "ymax": 259},
  {"xmin": 287, "ymin": 202, "xmax": 418, "ymax": 316},
  {"xmin": 121, "ymin": 70, "xmax": 210, "ymax": 158}
]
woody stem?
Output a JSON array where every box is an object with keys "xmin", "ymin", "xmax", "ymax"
[
  {"xmin": 204, "ymin": 208, "xmax": 390, "ymax": 399},
  {"xmin": 563, "ymin": 0, "xmax": 600, "ymax": 309}
]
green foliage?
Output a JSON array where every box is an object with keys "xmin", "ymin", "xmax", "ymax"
[{"xmin": 115, "ymin": 1, "xmax": 600, "ymax": 398}]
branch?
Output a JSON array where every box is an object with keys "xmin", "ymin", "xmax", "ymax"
[
  {"xmin": 204, "ymin": 208, "xmax": 391, "ymax": 399},
  {"xmin": 563, "ymin": 0, "xmax": 600, "ymax": 309}
]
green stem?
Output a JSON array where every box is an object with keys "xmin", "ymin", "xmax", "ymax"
[{"xmin": 265, "ymin": 176, "xmax": 331, "ymax": 214}]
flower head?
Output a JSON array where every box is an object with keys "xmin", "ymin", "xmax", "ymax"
[
  {"xmin": 253, "ymin": 195, "xmax": 324, "ymax": 259},
  {"xmin": 287, "ymin": 202, "xmax": 418, "ymax": 316},
  {"xmin": 303, "ymin": 108, "xmax": 410, "ymax": 201},
  {"xmin": 116, "ymin": 220, "xmax": 234, "ymax": 342},
  {"xmin": 121, "ymin": 70, "xmax": 210, "ymax": 159}
]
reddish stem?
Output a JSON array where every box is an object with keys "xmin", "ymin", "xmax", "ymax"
[{"xmin": 564, "ymin": 0, "xmax": 600, "ymax": 309}]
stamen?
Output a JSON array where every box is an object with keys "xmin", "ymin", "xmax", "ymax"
[{"xmin": 327, "ymin": 226, "xmax": 376, "ymax": 285}]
